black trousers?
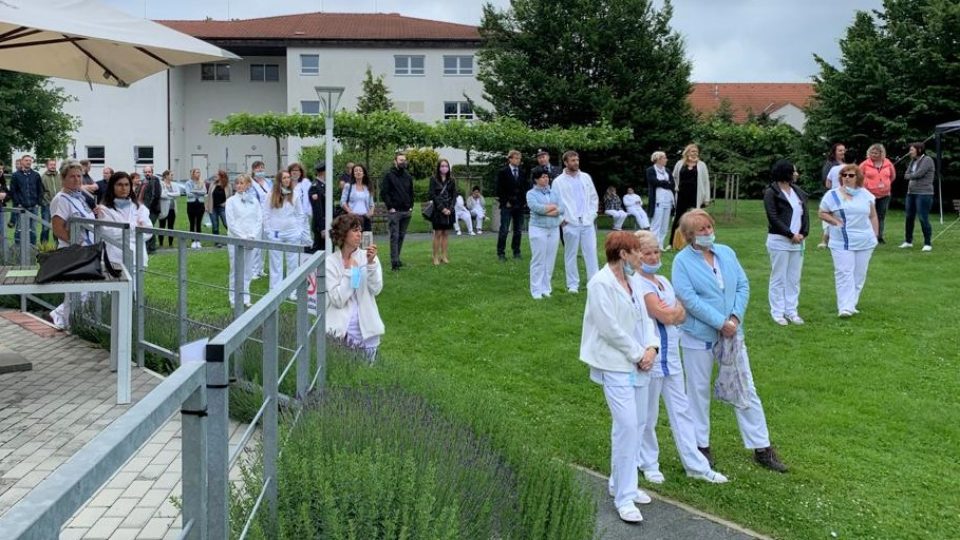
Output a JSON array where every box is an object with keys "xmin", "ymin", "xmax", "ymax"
[
  {"xmin": 186, "ymin": 201, "xmax": 205, "ymax": 234},
  {"xmin": 497, "ymin": 206, "xmax": 525, "ymax": 257},
  {"xmin": 158, "ymin": 208, "xmax": 176, "ymax": 246}
]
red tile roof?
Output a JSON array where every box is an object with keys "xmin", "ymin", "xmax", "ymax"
[
  {"xmin": 689, "ymin": 83, "xmax": 814, "ymax": 122},
  {"xmin": 159, "ymin": 12, "xmax": 480, "ymax": 42}
]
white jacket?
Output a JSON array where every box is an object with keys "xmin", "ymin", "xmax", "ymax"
[
  {"xmin": 580, "ymin": 265, "xmax": 659, "ymax": 372},
  {"xmin": 225, "ymin": 193, "xmax": 263, "ymax": 240},
  {"xmin": 326, "ymin": 248, "xmax": 384, "ymax": 340},
  {"xmin": 98, "ymin": 201, "xmax": 152, "ymax": 269},
  {"xmin": 263, "ymin": 196, "xmax": 304, "ymax": 233},
  {"xmin": 295, "ymin": 179, "xmax": 312, "ymax": 217},
  {"xmin": 553, "ymin": 170, "xmax": 599, "ymax": 225},
  {"xmin": 672, "ymin": 160, "xmax": 711, "ymax": 208}
]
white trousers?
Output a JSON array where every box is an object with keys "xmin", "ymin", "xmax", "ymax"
[
  {"xmin": 625, "ymin": 206, "xmax": 650, "ymax": 230},
  {"xmin": 605, "ymin": 209, "xmax": 628, "ymax": 231},
  {"xmin": 651, "ymin": 202, "xmax": 673, "ymax": 249},
  {"xmin": 602, "ymin": 383, "xmax": 649, "ymax": 509},
  {"xmin": 252, "ymin": 230, "xmax": 266, "ymax": 276},
  {"xmin": 228, "ymin": 244, "xmax": 256, "ymax": 305},
  {"xmin": 767, "ymin": 249, "xmax": 803, "ymax": 318},
  {"xmin": 453, "ymin": 209, "xmax": 474, "ymax": 234},
  {"xmin": 682, "ymin": 345, "xmax": 771, "ymax": 450},
  {"xmin": 830, "ymin": 248, "xmax": 873, "ymax": 313},
  {"xmin": 528, "ymin": 225, "xmax": 560, "ymax": 297},
  {"xmin": 50, "ymin": 292, "xmax": 90, "ymax": 329},
  {"xmin": 562, "ymin": 222, "xmax": 599, "ymax": 291},
  {"xmin": 267, "ymin": 229, "xmax": 302, "ymax": 290},
  {"xmin": 470, "ymin": 207, "xmax": 486, "ymax": 230},
  {"xmin": 638, "ymin": 374, "xmax": 713, "ymax": 475}
]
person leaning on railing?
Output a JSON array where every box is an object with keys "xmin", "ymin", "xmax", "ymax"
[
  {"xmin": 48, "ymin": 160, "xmax": 96, "ymax": 329},
  {"xmin": 326, "ymin": 213, "xmax": 384, "ymax": 361},
  {"xmin": 93, "ymin": 171, "xmax": 153, "ymax": 270}
]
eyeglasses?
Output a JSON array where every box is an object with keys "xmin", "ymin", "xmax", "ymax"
[{"xmin": 840, "ymin": 173, "xmax": 857, "ymax": 178}]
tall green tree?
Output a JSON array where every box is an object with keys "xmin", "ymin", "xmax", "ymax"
[
  {"xmin": 355, "ymin": 66, "xmax": 392, "ymax": 114},
  {"xmin": 0, "ymin": 70, "xmax": 79, "ymax": 164},
  {"xmin": 476, "ymin": 0, "xmax": 694, "ymax": 185},
  {"xmin": 804, "ymin": 0, "xmax": 960, "ymax": 185}
]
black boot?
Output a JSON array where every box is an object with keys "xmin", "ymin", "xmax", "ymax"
[
  {"xmin": 697, "ymin": 446, "xmax": 715, "ymax": 468},
  {"xmin": 754, "ymin": 446, "xmax": 788, "ymax": 473}
]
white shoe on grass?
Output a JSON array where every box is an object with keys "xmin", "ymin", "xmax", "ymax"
[
  {"xmin": 922, "ymin": 245, "xmax": 932, "ymax": 252},
  {"xmin": 687, "ymin": 470, "xmax": 729, "ymax": 484},
  {"xmin": 642, "ymin": 469, "xmax": 665, "ymax": 484},
  {"xmin": 899, "ymin": 242, "xmax": 913, "ymax": 248}
]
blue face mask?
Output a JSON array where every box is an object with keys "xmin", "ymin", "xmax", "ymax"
[
  {"xmin": 844, "ymin": 186, "xmax": 860, "ymax": 196},
  {"xmin": 695, "ymin": 233, "xmax": 715, "ymax": 248},
  {"xmin": 623, "ymin": 262, "xmax": 636, "ymax": 276},
  {"xmin": 115, "ymin": 198, "xmax": 132, "ymax": 209},
  {"xmin": 350, "ymin": 266, "xmax": 362, "ymax": 289},
  {"xmin": 281, "ymin": 188, "xmax": 292, "ymax": 196},
  {"xmin": 641, "ymin": 261, "xmax": 662, "ymax": 274},
  {"xmin": 254, "ymin": 171, "xmax": 265, "ymax": 178},
  {"xmin": 241, "ymin": 192, "xmax": 254, "ymax": 204}
]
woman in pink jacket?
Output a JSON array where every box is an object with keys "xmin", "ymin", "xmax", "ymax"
[{"xmin": 858, "ymin": 143, "xmax": 896, "ymax": 244}]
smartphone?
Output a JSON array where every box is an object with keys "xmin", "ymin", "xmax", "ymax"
[{"xmin": 361, "ymin": 231, "xmax": 373, "ymax": 249}]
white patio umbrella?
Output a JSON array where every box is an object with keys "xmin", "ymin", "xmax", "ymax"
[{"xmin": 0, "ymin": 0, "xmax": 239, "ymax": 87}]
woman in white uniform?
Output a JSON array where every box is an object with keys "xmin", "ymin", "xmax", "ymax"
[
  {"xmin": 49, "ymin": 160, "xmax": 96, "ymax": 329},
  {"xmin": 818, "ymin": 164, "xmax": 878, "ymax": 317},
  {"xmin": 95, "ymin": 171, "xmax": 152, "ymax": 269},
  {"xmin": 326, "ymin": 213, "xmax": 384, "ymax": 361},
  {"xmin": 622, "ymin": 187, "xmax": 650, "ymax": 230},
  {"xmin": 762, "ymin": 160, "xmax": 809, "ymax": 325},
  {"xmin": 452, "ymin": 194, "xmax": 474, "ymax": 235},
  {"xmin": 633, "ymin": 230, "xmax": 727, "ymax": 485},
  {"xmin": 645, "ymin": 152, "xmax": 674, "ymax": 250},
  {"xmin": 466, "ymin": 186, "xmax": 486, "ymax": 234},
  {"xmin": 581, "ymin": 231, "xmax": 659, "ymax": 524},
  {"xmin": 264, "ymin": 170, "xmax": 305, "ymax": 294},
  {"xmin": 225, "ymin": 175, "xmax": 262, "ymax": 308}
]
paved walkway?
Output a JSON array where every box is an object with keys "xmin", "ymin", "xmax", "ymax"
[{"xmin": 0, "ymin": 311, "xmax": 247, "ymax": 539}]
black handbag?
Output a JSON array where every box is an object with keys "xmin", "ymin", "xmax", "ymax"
[
  {"xmin": 36, "ymin": 241, "xmax": 121, "ymax": 284},
  {"xmin": 421, "ymin": 200, "xmax": 435, "ymax": 221}
]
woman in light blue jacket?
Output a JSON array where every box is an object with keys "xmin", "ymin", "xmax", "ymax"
[
  {"xmin": 525, "ymin": 166, "xmax": 563, "ymax": 299},
  {"xmin": 671, "ymin": 209, "xmax": 787, "ymax": 473}
]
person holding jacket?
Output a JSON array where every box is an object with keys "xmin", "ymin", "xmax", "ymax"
[
  {"xmin": 580, "ymin": 231, "xmax": 659, "ymax": 524},
  {"xmin": 859, "ymin": 143, "xmax": 895, "ymax": 244},
  {"xmin": 646, "ymin": 151, "xmax": 674, "ymax": 251},
  {"xmin": 900, "ymin": 142, "xmax": 935, "ymax": 252},
  {"xmin": 225, "ymin": 175, "xmax": 262, "ymax": 309},
  {"xmin": 762, "ymin": 160, "xmax": 809, "ymax": 326},
  {"xmin": 381, "ymin": 152, "xmax": 414, "ymax": 271},
  {"xmin": 671, "ymin": 209, "xmax": 787, "ymax": 473},
  {"xmin": 496, "ymin": 150, "xmax": 528, "ymax": 261},
  {"xmin": 526, "ymin": 166, "xmax": 563, "ymax": 299},
  {"xmin": 326, "ymin": 213, "xmax": 384, "ymax": 361}
]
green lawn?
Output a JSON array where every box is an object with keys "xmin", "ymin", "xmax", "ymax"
[{"xmin": 76, "ymin": 200, "xmax": 960, "ymax": 538}]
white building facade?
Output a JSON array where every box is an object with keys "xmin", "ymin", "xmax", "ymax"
[{"xmin": 56, "ymin": 12, "xmax": 486, "ymax": 179}]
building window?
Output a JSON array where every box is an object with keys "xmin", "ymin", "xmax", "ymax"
[
  {"xmin": 443, "ymin": 55, "xmax": 474, "ymax": 76},
  {"xmin": 443, "ymin": 101, "xmax": 474, "ymax": 121},
  {"xmin": 394, "ymin": 55, "xmax": 425, "ymax": 76},
  {"xmin": 86, "ymin": 146, "xmax": 105, "ymax": 165},
  {"xmin": 300, "ymin": 101, "xmax": 321, "ymax": 115},
  {"xmin": 135, "ymin": 146, "xmax": 154, "ymax": 165},
  {"xmin": 250, "ymin": 64, "xmax": 280, "ymax": 82},
  {"xmin": 201, "ymin": 63, "xmax": 230, "ymax": 81},
  {"xmin": 300, "ymin": 54, "xmax": 319, "ymax": 76}
]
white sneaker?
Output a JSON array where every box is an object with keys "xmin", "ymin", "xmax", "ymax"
[
  {"xmin": 642, "ymin": 469, "xmax": 665, "ymax": 484},
  {"xmin": 617, "ymin": 504, "xmax": 643, "ymax": 524},
  {"xmin": 899, "ymin": 242, "xmax": 913, "ymax": 248},
  {"xmin": 477, "ymin": 229, "xmax": 483, "ymax": 234},
  {"xmin": 469, "ymin": 231, "xmax": 476, "ymax": 236},
  {"xmin": 456, "ymin": 231, "xmax": 462, "ymax": 236},
  {"xmin": 787, "ymin": 314, "xmax": 805, "ymax": 325},
  {"xmin": 922, "ymin": 245, "xmax": 932, "ymax": 252},
  {"xmin": 817, "ymin": 242, "xmax": 827, "ymax": 249},
  {"xmin": 772, "ymin": 316, "xmax": 788, "ymax": 326},
  {"xmin": 838, "ymin": 310, "xmax": 853, "ymax": 318},
  {"xmin": 567, "ymin": 288, "xmax": 578, "ymax": 294},
  {"xmin": 687, "ymin": 470, "xmax": 729, "ymax": 484}
]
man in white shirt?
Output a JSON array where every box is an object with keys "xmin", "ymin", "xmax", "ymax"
[{"xmin": 552, "ymin": 151, "xmax": 599, "ymax": 293}]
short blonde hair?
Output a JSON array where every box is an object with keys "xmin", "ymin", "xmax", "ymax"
[
  {"xmin": 633, "ymin": 230, "xmax": 659, "ymax": 250},
  {"xmin": 866, "ymin": 143, "xmax": 886, "ymax": 160},
  {"xmin": 679, "ymin": 208, "xmax": 715, "ymax": 243},
  {"xmin": 234, "ymin": 173, "xmax": 252, "ymax": 188},
  {"xmin": 650, "ymin": 151, "xmax": 666, "ymax": 163}
]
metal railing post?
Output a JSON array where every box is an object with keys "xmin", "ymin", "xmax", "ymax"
[
  {"xmin": 262, "ymin": 309, "xmax": 279, "ymax": 533},
  {"xmin": 19, "ymin": 212, "xmax": 31, "ymax": 313},
  {"xmin": 93, "ymin": 223, "xmax": 104, "ymax": 322},
  {"xmin": 204, "ymin": 343, "xmax": 230, "ymax": 540},
  {"xmin": 296, "ymin": 278, "xmax": 309, "ymax": 399},
  {"xmin": 315, "ymin": 253, "xmax": 326, "ymax": 393},
  {"xmin": 135, "ymin": 229, "xmax": 146, "ymax": 367},
  {"xmin": 233, "ymin": 245, "xmax": 245, "ymax": 382},
  {"xmin": 178, "ymin": 237, "xmax": 188, "ymax": 353},
  {"xmin": 181, "ymin": 383, "xmax": 208, "ymax": 540}
]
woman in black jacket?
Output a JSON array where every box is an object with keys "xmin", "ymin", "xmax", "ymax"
[
  {"xmin": 429, "ymin": 159, "xmax": 458, "ymax": 265},
  {"xmin": 645, "ymin": 151, "xmax": 674, "ymax": 250},
  {"xmin": 763, "ymin": 159, "xmax": 809, "ymax": 326}
]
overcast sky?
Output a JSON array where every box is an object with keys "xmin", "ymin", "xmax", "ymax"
[{"xmin": 105, "ymin": 0, "xmax": 883, "ymax": 82}]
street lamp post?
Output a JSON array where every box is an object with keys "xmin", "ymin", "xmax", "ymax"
[{"xmin": 315, "ymin": 86, "xmax": 345, "ymax": 255}]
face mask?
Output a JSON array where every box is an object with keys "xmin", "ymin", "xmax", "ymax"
[
  {"xmin": 254, "ymin": 171, "xmax": 265, "ymax": 178},
  {"xmin": 115, "ymin": 198, "xmax": 132, "ymax": 209},
  {"xmin": 397, "ymin": 162, "xmax": 407, "ymax": 170},
  {"xmin": 641, "ymin": 261, "xmax": 662, "ymax": 274},
  {"xmin": 350, "ymin": 266, "xmax": 361, "ymax": 289},
  {"xmin": 242, "ymin": 192, "xmax": 254, "ymax": 203},
  {"xmin": 281, "ymin": 188, "xmax": 292, "ymax": 195},
  {"xmin": 68, "ymin": 190, "xmax": 86, "ymax": 200},
  {"xmin": 844, "ymin": 186, "xmax": 860, "ymax": 196},
  {"xmin": 623, "ymin": 261, "xmax": 635, "ymax": 276},
  {"xmin": 439, "ymin": 165, "xmax": 450, "ymax": 174},
  {"xmin": 695, "ymin": 233, "xmax": 715, "ymax": 248}
]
